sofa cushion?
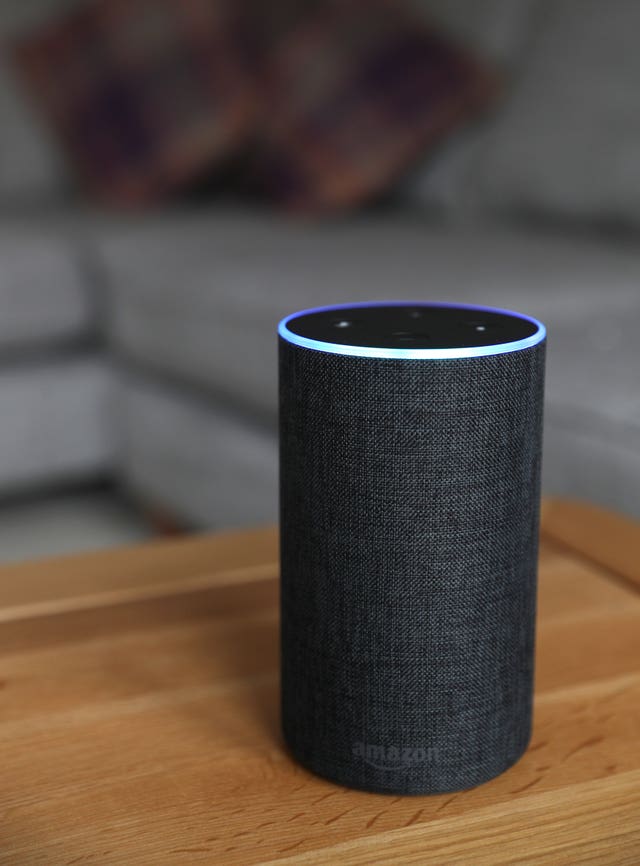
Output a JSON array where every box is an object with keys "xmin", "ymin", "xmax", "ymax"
[
  {"xmin": 11, "ymin": 0, "xmax": 257, "ymax": 207},
  {"xmin": 94, "ymin": 212, "xmax": 640, "ymax": 517},
  {"xmin": 116, "ymin": 370, "xmax": 278, "ymax": 528},
  {"xmin": 0, "ymin": 222, "xmax": 96, "ymax": 350},
  {"xmin": 0, "ymin": 355, "xmax": 115, "ymax": 492},
  {"xmin": 251, "ymin": 0, "xmax": 496, "ymax": 213},
  {"xmin": 476, "ymin": 0, "xmax": 640, "ymax": 226},
  {"xmin": 94, "ymin": 213, "xmax": 637, "ymax": 418}
]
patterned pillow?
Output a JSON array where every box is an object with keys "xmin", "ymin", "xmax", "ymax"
[
  {"xmin": 12, "ymin": 0, "xmax": 258, "ymax": 206},
  {"xmin": 251, "ymin": 0, "xmax": 497, "ymax": 213}
]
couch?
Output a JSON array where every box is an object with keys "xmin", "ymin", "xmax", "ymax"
[{"xmin": 0, "ymin": 0, "xmax": 639, "ymax": 526}]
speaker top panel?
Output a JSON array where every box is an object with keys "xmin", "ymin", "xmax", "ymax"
[{"xmin": 279, "ymin": 302, "xmax": 546, "ymax": 359}]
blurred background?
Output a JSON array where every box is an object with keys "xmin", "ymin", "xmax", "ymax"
[{"xmin": 0, "ymin": 0, "xmax": 638, "ymax": 562}]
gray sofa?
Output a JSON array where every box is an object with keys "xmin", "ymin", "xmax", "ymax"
[
  {"xmin": 0, "ymin": 0, "xmax": 639, "ymax": 526},
  {"xmin": 96, "ymin": 214, "xmax": 640, "ymax": 524}
]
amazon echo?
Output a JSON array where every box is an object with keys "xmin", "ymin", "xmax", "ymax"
[{"xmin": 278, "ymin": 301, "xmax": 546, "ymax": 795}]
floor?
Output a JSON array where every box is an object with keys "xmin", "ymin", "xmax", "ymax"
[{"xmin": 0, "ymin": 489, "xmax": 154, "ymax": 564}]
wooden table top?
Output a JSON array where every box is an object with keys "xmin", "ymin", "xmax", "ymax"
[{"xmin": 1, "ymin": 498, "xmax": 639, "ymax": 865}]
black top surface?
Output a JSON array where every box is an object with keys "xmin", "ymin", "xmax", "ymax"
[{"xmin": 285, "ymin": 304, "xmax": 539, "ymax": 350}]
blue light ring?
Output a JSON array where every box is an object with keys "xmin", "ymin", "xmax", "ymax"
[{"xmin": 278, "ymin": 301, "xmax": 546, "ymax": 359}]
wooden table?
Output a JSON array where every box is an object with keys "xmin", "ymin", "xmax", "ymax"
[{"xmin": 1, "ymin": 499, "xmax": 639, "ymax": 865}]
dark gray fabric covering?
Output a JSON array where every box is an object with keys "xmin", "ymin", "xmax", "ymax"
[{"xmin": 279, "ymin": 336, "xmax": 546, "ymax": 794}]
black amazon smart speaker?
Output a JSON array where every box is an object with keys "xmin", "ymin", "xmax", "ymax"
[{"xmin": 278, "ymin": 301, "xmax": 546, "ymax": 795}]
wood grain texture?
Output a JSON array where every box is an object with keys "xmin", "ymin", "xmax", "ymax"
[
  {"xmin": 541, "ymin": 498, "xmax": 640, "ymax": 592},
  {"xmin": 1, "ymin": 499, "xmax": 639, "ymax": 865}
]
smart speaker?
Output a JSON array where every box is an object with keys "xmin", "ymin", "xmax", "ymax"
[{"xmin": 278, "ymin": 301, "xmax": 546, "ymax": 795}]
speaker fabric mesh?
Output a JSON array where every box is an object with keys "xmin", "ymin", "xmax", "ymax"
[{"xmin": 279, "ymin": 334, "xmax": 546, "ymax": 794}]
